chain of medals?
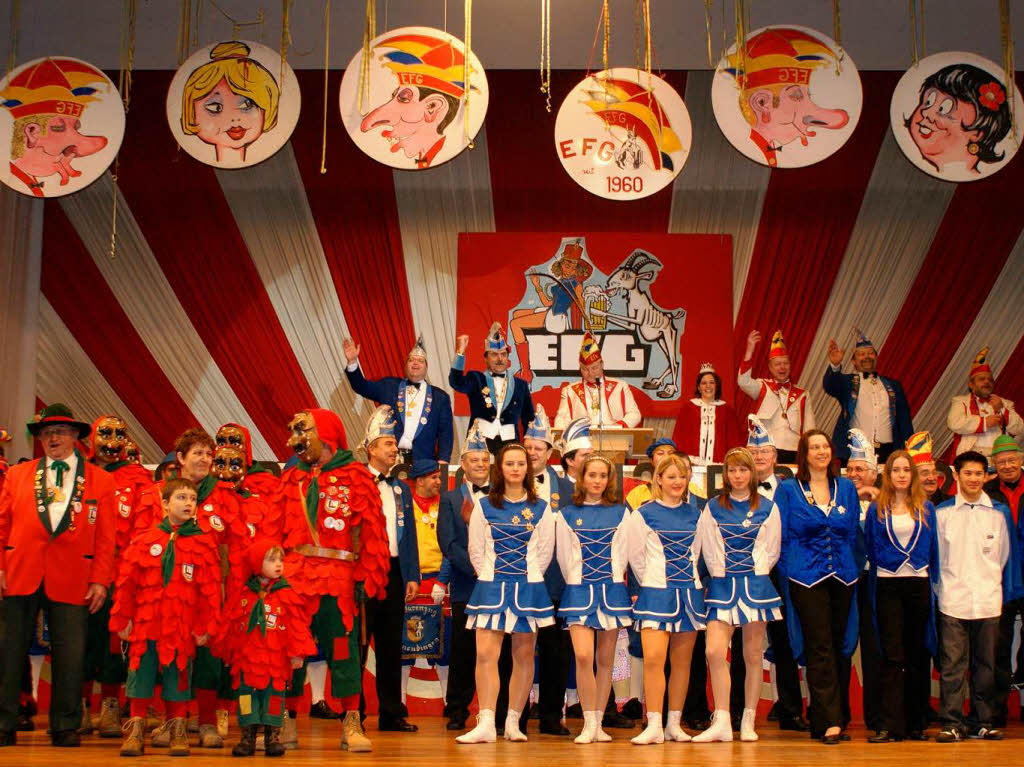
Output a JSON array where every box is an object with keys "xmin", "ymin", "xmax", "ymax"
[{"xmin": 799, "ymin": 478, "xmax": 839, "ymax": 515}]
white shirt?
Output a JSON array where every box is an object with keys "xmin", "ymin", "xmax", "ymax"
[
  {"xmin": 935, "ymin": 493, "xmax": 1012, "ymax": 620},
  {"xmin": 851, "ymin": 372, "xmax": 893, "ymax": 444},
  {"xmin": 45, "ymin": 453, "xmax": 77, "ymax": 531},
  {"xmin": 757, "ymin": 473, "xmax": 778, "ymax": 502},
  {"xmin": 398, "ymin": 381, "xmax": 427, "ymax": 450},
  {"xmin": 371, "ymin": 466, "xmax": 399, "ymax": 557},
  {"xmin": 877, "ymin": 512, "xmax": 928, "ymax": 579}
]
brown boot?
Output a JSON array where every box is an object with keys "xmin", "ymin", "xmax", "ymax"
[
  {"xmin": 198, "ymin": 723, "xmax": 223, "ymax": 748},
  {"xmin": 231, "ymin": 725, "xmax": 258, "ymax": 757},
  {"xmin": 77, "ymin": 698, "xmax": 94, "ymax": 735},
  {"xmin": 264, "ymin": 725, "xmax": 285, "ymax": 757},
  {"xmin": 119, "ymin": 717, "xmax": 145, "ymax": 757},
  {"xmin": 149, "ymin": 720, "xmax": 170, "ymax": 747},
  {"xmin": 340, "ymin": 710, "xmax": 372, "ymax": 752},
  {"xmin": 168, "ymin": 717, "xmax": 190, "ymax": 757},
  {"xmin": 100, "ymin": 696, "xmax": 123, "ymax": 738}
]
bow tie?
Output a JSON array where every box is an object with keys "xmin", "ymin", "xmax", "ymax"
[
  {"xmin": 50, "ymin": 459, "xmax": 70, "ymax": 486},
  {"xmin": 472, "ymin": 484, "xmax": 491, "ymax": 494},
  {"xmin": 534, "ymin": 474, "xmax": 545, "ymax": 485},
  {"xmin": 406, "ymin": 380, "xmax": 422, "ymax": 390},
  {"xmin": 374, "ymin": 473, "xmax": 389, "ymax": 485},
  {"xmin": 491, "ymin": 372, "xmax": 506, "ymax": 379},
  {"xmin": 861, "ymin": 372, "xmax": 878, "ymax": 380},
  {"xmin": 759, "ymin": 481, "xmax": 772, "ymax": 491}
]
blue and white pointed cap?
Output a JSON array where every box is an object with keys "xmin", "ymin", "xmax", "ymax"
[
  {"xmin": 746, "ymin": 415, "xmax": 775, "ymax": 449},
  {"xmin": 362, "ymin": 405, "xmax": 398, "ymax": 450},
  {"xmin": 525, "ymin": 404, "xmax": 553, "ymax": 445},
  {"xmin": 484, "ymin": 321, "xmax": 509, "ymax": 353},
  {"xmin": 462, "ymin": 419, "xmax": 489, "ymax": 456},
  {"xmin": 847, "ymin": 428, "xmax": 877, "ymax": 470},
  {"xmin": 854, "ymin": 327, "xmax": 874, "ymax": 350},
  {"xmin": 560, "ymin": 417, "xmax": 593, "ymax": 454}
]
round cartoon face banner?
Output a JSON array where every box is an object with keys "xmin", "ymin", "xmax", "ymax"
[
  {"xmin": 166, "ymin": 40, "xmax": 300, "ymax": 169},
  {"xmin": 554, "ymin": 68, "xmax": 691, "ymax": 200},
  {"xmin": 711, "ymin": 25, "xmax": 862, "ymax": 168},
  {"xmin": 340, "ymin": 26, "xmax": 488, "ymax": 170},
  {"xmin": 891, "ymin": 52, "xmax": 1023, "ymax": 183},
  {"xmin": 0, "ymin": 57, "xmax": 124, "ymax": 198}
]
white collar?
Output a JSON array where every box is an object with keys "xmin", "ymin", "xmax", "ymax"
[
  {"xmin": 955, "ymin": 491, "xmax": 992, "ymax": 509},
  {"xmin": 690, "ymin": 398, "xmax": 725, "ymax": 407}
]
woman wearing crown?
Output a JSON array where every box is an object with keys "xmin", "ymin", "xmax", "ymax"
[{"xmin": 672, "ymin": 363, "xmax": 740, "ymax": 464}]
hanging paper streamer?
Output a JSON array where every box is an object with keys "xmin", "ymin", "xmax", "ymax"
[
  {"xmin": 0, "ymin": 57, "xmax": 125, "ymax": 198},
  {"xmin": 165, "ymin": 39, "xmax": 301, "ymax": 169},
  {"xmin": 890, "ymin": 51, "xmax": 1022, "ymax": 183},
  {"xmin": 554, "ymin": 67, "xmax": 691, "ymax": 201},
  {"xmin": 710, "ymin": 25, "xmax": 862, "ymax": 169},
  {"xmin": 339, "ymin": 25, "xmax": 489, "ymax": 171}
]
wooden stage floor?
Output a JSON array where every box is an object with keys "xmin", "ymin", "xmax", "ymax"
[{"xmin": 9, "ymin": 717, "xmax": 1024, "ymax": 765}]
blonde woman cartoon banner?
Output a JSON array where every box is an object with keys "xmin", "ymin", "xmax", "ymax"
[
  {"xmin": 0, "ymin": 57, "xmax": 124, "ymax": 198},
  {"xmin": 554, "ymin": 68, "xmax": 691, "ymax": 200},
  {"xmin": 166, "ymin": 40, "xmax": 300, "ymax": 169},
  {"xmin": 339, "ymin": 26, "xmax": 489, "ymax": 170},
  {"xmin": 891, "ymin": 52, "xmax": 1022, "ymax": 183},
  {"xmin": 711, "ymin": 25, "xmax": 862, "ymax": 169}
]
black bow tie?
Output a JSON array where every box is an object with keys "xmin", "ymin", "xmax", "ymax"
[
  {"xmin": 862, "ymin": 372, "xmax": 878, "ymax": 380},
  {"xmin": 406, "ymin": 380, "xmax": 422, "ymax": 390},
  {"xmin": 759, "ymin": 481, "xmax": 772, "ymax": 490},
  {"xmin": 472, "ymin": 484, "xmax": 491, "ymax": 494},
  {"xmin": 534, "ymin": 474, "xmax": 545, "ymax": 485},
  {"xmin": 491, "ymin": 372, "xmax": 505, "ymax": 379},
  {"xmin": 374, "ymin": 473, "xmax": 389, "ymax": 485}
]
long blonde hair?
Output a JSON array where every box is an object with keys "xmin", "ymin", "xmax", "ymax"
[{"xmin": 875, "ymin": 450, "xmax": 928, "ymax": 524}]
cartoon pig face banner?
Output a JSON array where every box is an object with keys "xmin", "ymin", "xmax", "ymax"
[
  {"xmin": 339, "ymin": 26, "xmax": 489, "ymax": 170},
  {"xmin": 890, "ymin": 51, "xmax": 1023, "ymax": 183},
  {"xmin": 166, "ymin": 40, "xmax": 301, "ymax": 169},
  {"xmin": 0, "ymin": 56, "xmax": 125, "ymax": 198}
]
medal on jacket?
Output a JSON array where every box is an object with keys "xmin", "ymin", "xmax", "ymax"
[{"xmin": 800, "ymin": 479, "xmax": 837, "ymax": 515}]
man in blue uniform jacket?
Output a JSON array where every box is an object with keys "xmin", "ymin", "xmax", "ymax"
[
  {"xmin": 823, "ymin": 329, "xmax": 913, "ymax": 464},
  {"xmin": 449, "ymin": 323, "xmax": 534, "ymax": 454},
  {"xmin": 345, "ymin": 335, "xmax": 454, "ymax": 463}
]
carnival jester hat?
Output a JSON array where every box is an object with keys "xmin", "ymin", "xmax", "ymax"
[
  {"xmin": 461, "ymin": 419, "xmax": 489, "ymax": 457},
  {"xmin": 724, "ymin": 28, "xmax": 839, "ymax": 108},
  {"xmin": 905, "ymin": 431, "xmax": 934, "ymax": 466},
  {"xmin": 769, "ymin": 330, "xmax": 788, "ymax": 359},
  {"xmin": 376, "ymin": 32, "xmax": 471, "ymax": 99},
  {"xmin": 0, "ymin": 58, "xmax": 108, "ymax": 120},
  {"xmin": 484, "ymin": 322, "xmax": 509, "ymax": 353},
  {"xmin": 579, "ymin": 331, "xmax": 602, "ymax": 366},
  {"xmin": 847, "ymin": 428, "xmax": 877, "ymax": 470},
  {"xmin": 746, "ymin": 415, "xmax": 775, "ymax": 449},
  {"xmin": 583, "ymin": 75, "xmax": 682, "ymax": 171},
  {"xmin": 969, "ymin": 346, "xmax": 992, "ymax": 379},
  {"xmin": 362, "ymin": 405, "xmax": 398, "ymax": 451},
  {"xmin": 409, "ymin": 334, "xmax": 428, "ymax": 361},
  {"xmin": 854, "ymin": 327, "xmax": 874, "ymax": 350},
  {"xmin": 525, "ymin": 404, "xmax": 553, "ymax": 446},
  {"xmin": 560, "ymin": 417, "xmax": 593, "ymax": 455}
]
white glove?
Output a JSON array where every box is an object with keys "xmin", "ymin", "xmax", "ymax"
[{"xmin": 431, "ymin": 583, "xmax": 446, "ymax": 604}]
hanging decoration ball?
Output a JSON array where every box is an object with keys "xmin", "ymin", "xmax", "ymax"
[
  {"xmin": 554, "ymin": 68, "xmax": 692, "ymax": 201},
  {"xmin": 711, "ymin": 25, "xmax": 863, "ymax": 169},
  {"xmin": 166, "ymin": 40, "xmax": 301, "ymax": 169},
  {"xmin": 339, "ymin": 26, "xmax": 489, "ymax": 171},
  {"xmin": 890, "ymin": 51, "xmax": 1023, "ymax": 183},
  {"xmin": 0, "ymin": 57, "xmax": 125, "ymax": 198}
]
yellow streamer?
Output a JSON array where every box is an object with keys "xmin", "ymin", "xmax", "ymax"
[
  {"xmin": 832, "ymin": 0, "xmax": 843, "ymax": 74},
  {"xmin": 111, "ymin": 0, "xmax": 137, "ymax": 260},
  {"xmin": 4, "ymin": 0, "xmax": 20, "ymax": 78},
  {"xmin": 321, "ymin": 0, "xmax": 331, "ymax": 173},
  {"xmin": 464, "ymin": 0, "xmax": 474, "ymax": 149},
  {"xmin": 602, "ymin": 0, "xmax": 610, "ymax": 72},
  {"xmin": 703, "ymin": 0, "xmax": 714, "ymax": 68},
  {"xmin": 280, "ymin": 0, "xmax": 291, "ymax": 100},
  {"xmin": 358, "ymin": 0, "xmax": 376, "ymax": 113},
  {"xmin": 734, "ymin": 0, "xmax": 749, "ymax": 93},
  {"xmin": 540, "ymin": 0, "xmax": 551, "ymax": 112},
  {"xmin": 1000, "ymin": 0, "xmax": 1017, "ymax": 141}
]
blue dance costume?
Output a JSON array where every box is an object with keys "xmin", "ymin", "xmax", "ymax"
[
  {"xmin": 626, "ymin": 499, "xmax": 707, "ymax": 632},
  {"xmin": 466, "ymin": 495, "xmax": 555, "ymax": 633},
  {"xmin": 555, "ymin": 502, "xmax": 632, "ymax": 630},
  {"xmin": 699, "ymin": 495, "xmax": 782, "ymax": 625}
]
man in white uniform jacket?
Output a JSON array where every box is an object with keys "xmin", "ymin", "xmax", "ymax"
[
  {"xmin": 555, "ymin": 331, "xmax": 641, "ymax": 430},
  {"xmin": 947, "ymin": 347, "xmax": 1023, "ymax": 457}
]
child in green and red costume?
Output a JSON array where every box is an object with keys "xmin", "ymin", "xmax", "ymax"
[
  {"xmin": 110, "ymin": 477, "xmax": 221, "ymax": 757},
  {"xmin": 215, "ymin": 537, "xmax": 315, "ymax": 757}
]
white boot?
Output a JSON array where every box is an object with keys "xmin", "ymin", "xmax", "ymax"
[
  {"xmin": 692, "ymin": 709, "xmax": 733, "ymax": 743},
  {"xmin": 665, "ymin": 710, "xmax": 691, "ymax": 742},
  {"xmin": 631, "ymin": 713, "xmax": 664, "ymax": 745},
  {"xmin": 740, "ymin": 707, "xmax": 758, "ymax": 742},
  {"xmin": 456, "ymin": 709, "xmax": 496, "ymax": 744},
  {"xmin": 504, "ymin": 709, "xmax": 527, "ymax": 742},
  {"xmin": 574, "ymin": 711, "xmax": 598, "ymax": 744},
  {"xmin": 593, "ymin": 710, "xmax": 612, "ymax": 742}
]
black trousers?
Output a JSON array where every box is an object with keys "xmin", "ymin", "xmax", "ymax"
[
  {"xmin": 767, "ymin": 568, "xmax": 804, "ymax": 721},
  {"xmin": 535, "ymin": 609, "xmax": 570, "ymax": 726},
  {"xmin": 876, "ymin": 576, "xmax": 931, "ymax": 736},
  {"xmin": 994, "ymin": 598, "xmax": 1024, "ymax": 723},
  {"xmin": 0, "ymin": 587, "xmax": 87, "ymax": 734},
  {"xmin": 838, "ymin": 571, "xmax": 883, "ymax": 730},
  {"xmin": 363, "ymin": 557, "xmax": 407, "ymax": 721},
  {"xmin": 729, "ymin": 632, "xmax": 745, "ymax": 718},
  {"xmin": 938, "ymin": 612, "xmax": 998, "ymax": 733},
  {"xmin": 445, "ymin": 601, "xmax": 516, "ymax": 726},
  {"xmin": 789, "ymin": 578, "xmax": 854, "ymax": 736},
  {"xmin": 683, "ymin": 632, "xmax": 710, "ymax": 721}
]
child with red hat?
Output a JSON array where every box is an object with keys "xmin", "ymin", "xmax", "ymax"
[{"xmin": 214, "ymin": 537, "xmax": 315, "ymax": 757}]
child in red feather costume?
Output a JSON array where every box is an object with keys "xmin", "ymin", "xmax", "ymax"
[
  {"xmin": 279, "ymin": 408, "xmax": 390, "ymax": 751},
  {"xmin": 109, "ymin": 477, "xmax": 221, "ymax": 757},
  {"xmin": 215, "ymin": 537, "xmax": 315, "ymax": 756}
]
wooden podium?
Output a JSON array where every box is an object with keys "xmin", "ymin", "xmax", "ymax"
[{"xmin": 551, "ymin": 427, "xmax": 655, "ymax": 464}]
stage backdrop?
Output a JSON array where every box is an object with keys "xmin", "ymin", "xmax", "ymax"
[{"xmin": 455, "ymin": 232, "xmax": 734, "ymax": 420}]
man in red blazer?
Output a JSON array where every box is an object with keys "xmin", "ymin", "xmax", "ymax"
[{"xmin": 0, "ymin": 404, "xmax": 116, "ymax": 747}]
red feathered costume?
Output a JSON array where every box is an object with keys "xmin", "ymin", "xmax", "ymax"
[{"xmin": 87, "ymin": 417, "xmax": 153, "ymax": 553}]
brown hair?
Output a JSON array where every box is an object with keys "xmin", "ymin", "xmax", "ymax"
[
  {"xmin": 162, "ymin": 476, "xmax": 198, "ymax": 501},
  {"xmin": 796, "ymin": 429, "xmax": 839, "ymax": 482},
  {"xmin": 875, "ymin": 450, "xmax": 929, "ymax": 525},
  {"xmin": 488, "ymin": 444, "xmax": 537, "ymax": 508},
  {"xmin": 174, "ymin": 427, "xmax": 215, "ymax": 461},
  {"xmin": 718, "ymin": 447, "xmax": 760, "ymax": 511},
  {"xmin": 572, "ymin": 455, "xmax": 618, "ymax": 506},
  {"xmin": 651, "ymin": 454, "xmax": 691, "ymax": 502}
]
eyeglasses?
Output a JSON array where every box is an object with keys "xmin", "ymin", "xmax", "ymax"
[{"xmin": 39, "ymin": 426, "xmax": 75, "ymax": 438}]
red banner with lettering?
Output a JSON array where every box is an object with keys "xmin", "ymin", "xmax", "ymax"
[{"xmin": 455, "ymin": 233, "xmax": 734, "ymax": 419}]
